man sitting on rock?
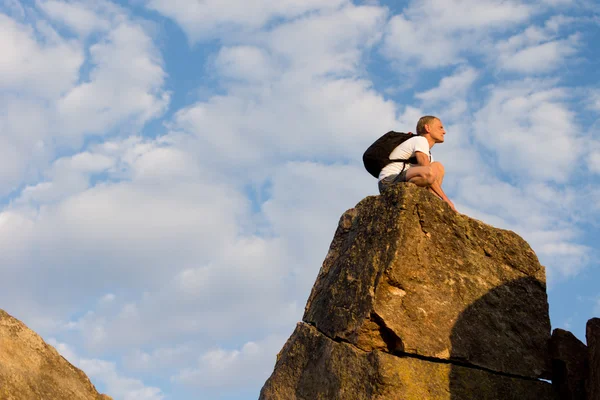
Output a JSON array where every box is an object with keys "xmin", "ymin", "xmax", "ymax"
[{"xmin": 378, "ymin": 115, "xmax": 456, "ymax": 212}]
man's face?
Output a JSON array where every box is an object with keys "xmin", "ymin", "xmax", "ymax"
[{"xmin": 428, "ymin": 119, "xmax": 446, "ymax": 143}]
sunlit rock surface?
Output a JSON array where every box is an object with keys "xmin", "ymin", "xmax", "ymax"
[
  {"xmin": 0, "ymin": 309, "xmax": 111, "ymax": 400},
  {"xmin": 261, "ymin": 183, "xmax": 553, "ymax": 399}
]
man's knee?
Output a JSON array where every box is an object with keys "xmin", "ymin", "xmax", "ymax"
[
  {"xmin": 422, "ymin": 166, "xmax": 437, "ymax": 185},
  {"xmin": 431, "ymin": 161, "xmax": 445, "ymax": 176},
  {"xmin": 407, "ymin": 165, "xmax": 438, "ymax": 186}
]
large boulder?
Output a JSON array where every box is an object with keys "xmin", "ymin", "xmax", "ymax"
[
  {"xmin": 303, "ymin": 183, "xmax": 551, "ymax": 379},
  {"xmin": 0, "ymin": 309, "xmax": 111, "ymax": 400},
  {"xmin": 260, "ymin": 322, "xmax": 553, "ymax": 400},
  {"xmin": 587, "ymin": 318, "xmax": 600, "ymax": 400}
]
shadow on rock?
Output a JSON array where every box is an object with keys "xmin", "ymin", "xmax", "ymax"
[{"xmin": 448, "ymin": 277, "xmax": 553, "ymax": 399}]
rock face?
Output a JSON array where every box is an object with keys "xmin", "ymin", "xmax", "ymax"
[
  {"xmin": 261, "ymin": 183, "xmax": 553, "ymax": 399},
  {"xmin": 587, "ymin": 318, "xmax": 600, "ymax": 400},
  {"xmin": 550, "ymin": 328, "xmax": 588, "ymax": 400},
  {"xmin": 261, "ymin": 322, "xmax": 553, "ymax": 400},
  {"xmin": 0, "ymin": 309, "xmax": 111, "ymax": 400}
]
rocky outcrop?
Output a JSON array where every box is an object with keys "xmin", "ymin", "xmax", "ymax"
[
  {"xmin": 261, "ymin": 322, "xmax": 553, "ymax": 400},
  {"xmin": 550, "ymin": 328, "xmax": 588, "ymax": 399},
  {"xmin": 0, "ymin": 309, "xmax": 111, "ymax": 400},
  {"xmin": 587, "ymin": 318, "xmax": 600, "ymax": 400},
  {"xmin": 261, "ymin": 183, "xmax": 553, "ymax": 399}
]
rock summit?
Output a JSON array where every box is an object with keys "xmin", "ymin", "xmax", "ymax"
[{"xmin": 260, "ymin": 183, "xmax": 554, "ymax": 399}]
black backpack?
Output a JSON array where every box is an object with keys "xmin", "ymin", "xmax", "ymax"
[{"xmin": 362, "ymin": 131, "xmax": 418, "ymax": 178}]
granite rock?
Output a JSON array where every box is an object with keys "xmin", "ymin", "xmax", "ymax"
[
  {"xmin": 303, "ymin": 183, "xmax": 551, "ymax": 378},
  {"xmin": 0, "ymin": 309, "xmax": 111, "ymax": 400},
  {"xmin": 260, "ymin": 322, "xmax": 553, "ymax": 400}
]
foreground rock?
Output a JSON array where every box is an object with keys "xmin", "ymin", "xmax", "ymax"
[
  {"xmin": 587, "ymin": 318, "xmax": 600, "ymax": 400},
  {"xmin": 550, "ymin": 328, "xmax": 587, "ymax": 399},
  {"xmin": 303, "ymin": 183, "xmax": 550, "ymax": 378},
  {"xmin": 0, "ymin": 309, "xmax": 111, "ymax": 400},
  {"xmin": 260, "ymin": 322, "xmax": 553, "ymax": 400},
  {"xmin": 261, "ymin": 183, "xmax": 553, "ymax": 399}
]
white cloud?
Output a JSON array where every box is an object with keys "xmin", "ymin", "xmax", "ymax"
[
  {"xmin": 2, "ymin": 0, "xmax": 26, "ymax": 18},
  {"xmin": 99, "ymin": 293, "xmax": 116, "ymax": 304},
  {"xmin": 172, "ymin": 335, "xmax": 287, "ymax": 389},
  {"xmin": 0, "ymin": 14, "xmax": 83, "ymax": 97},
  {"xmin": 144, "ymin": 0, "xmax": 348, "ymax": 42},
  {"xmin": 142, "ymin": 4, "xmax": 393, "ymax": 188},
  {"xmin": 472, "ymin": 80, "xmax": 582, "ymax": 183},
  {"xmin": 382, "ymin": 0, "xmax": 532, "ymax": 68},
  {"xmin": 589, "ymin": 151, "xmax": 600, "ymax": 174},
  {"xmin": 124, "ymin": 345, "xmax": 193, "ymax": 372},
  {"xmin": 537, "ymin": 242, "xmax": 589, "ymax": 277},
  {"xmin": 266, "ymin": 5, "xmax": 386, "ymax": 77},
  {"xmin": 31, "ymin": 161, "xmax": 370, "ymax": 354},
  {"xmin": 37, "ymin": 0, "xmax": 112, "ymax": 36},
  {"xmin": 383, "ymin": 14, "xmax": 464, "ymax": 68},
  {"xmin": 403, "ymin": 0, "xmax": 531, "ymax": 30},
  {"xmin": 169, "ymin": 79, "xmax": 396, "ymax": 184},
  {"xmin": 261, "ymin": 162, "xmax": 373, "ymax": 262},
  {"xmin": 215, "ymin": 46, "xmax": 277, "ymax": 82},
  {"xmin": 81, "ymin": 359, "xmax": 164, "ymax": 400},
  {"xmin": 589, "ymin": 90, "xmax": 600, "ymax": 112},
  {"xmin": 56, "ymin": 231, "xmax": 298, "ymax": 350},
  {"xmin": 498, "ymin": 38, "xmax": 578, "ymax": 73},
  {"xmin": 416, "ymin": 67, "xmax": 479, "ymax": 103},
  {"xmin": 0, "ymin": 137, "xmax": 250, "ymax": 330},
  {"xmin": 164, "ymin": 4, "xmax": 393, "ymax": 179},
  {"xmin": 541, "ymin": 0, "xmax": 574, "ymax": 5},
  {"xmin": 57, "ymin": 21, "xmax": 169, "ymax": 137},
  {"xmin": 495, "ymin": 20, "xmax": 580, "ymax": 74},
  {"xmin": 48, "ymin": 339, "xmax": 164, "ymax": 400},
  {"xmin": 0, "ymin": 3, "xmax": 168, "ymax": 195},
  {"xmin": 382, "ymin": 1, "xmax": 583, "ymax": 72}
]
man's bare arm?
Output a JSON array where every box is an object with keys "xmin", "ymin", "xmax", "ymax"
[{"xmin": 414, "ymin": 151, "xmax": 431, "ymax": 167}]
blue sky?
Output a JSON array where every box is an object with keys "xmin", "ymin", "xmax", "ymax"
[{"xmin": 0, "ymin": 0, "xmax": 599, "ymax": 399}]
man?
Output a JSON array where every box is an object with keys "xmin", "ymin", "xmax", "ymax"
[{"xmin": 378, "ymin": 115, "xmax": 456, "ymax": 212}]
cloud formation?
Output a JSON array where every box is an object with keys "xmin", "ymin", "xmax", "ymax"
[
  {"xmin": 144, "ymin": 0, "xmax": 349, "ymax": 41},
  {"xmin": 0, "ymin": 0, "xmax": 168, "ymax": 196}
]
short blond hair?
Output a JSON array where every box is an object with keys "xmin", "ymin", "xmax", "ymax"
[{"xmin": 416, "ymin": 115, "xmax": 439, "ymax": 135}]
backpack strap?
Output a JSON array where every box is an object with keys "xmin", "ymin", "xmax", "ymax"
[{"xmin": 389, "ymin": 156, "xmax": 418, "ymax": 164}]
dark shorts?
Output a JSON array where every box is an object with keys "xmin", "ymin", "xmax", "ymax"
[{"xmin": 378, "ymin": 170, "xmax": 408, "ymax": 193}]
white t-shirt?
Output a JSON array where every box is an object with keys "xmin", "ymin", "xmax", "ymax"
[{"xmin": 378, "ymin": 136, "xmax": 433, "ymax": 181}]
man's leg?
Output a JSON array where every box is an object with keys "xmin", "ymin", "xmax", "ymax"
[
  {"xmin": 405, "ymin": 165, "xmax": 437, "ymax": 187},
  {"xmin": 405, "ymin": 162, "xmax": 447, "ymax": 201},
  {"xmin": 431, "ymin": 162, "xmax": 445, "ymax": 185},
  {"xmin": 428, "ymin": 162, "xmax": 445, "ymax": 199}
]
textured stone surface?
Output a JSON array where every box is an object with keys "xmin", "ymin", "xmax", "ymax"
[
  {"xmin": 0, "ymin": 309, "xmax": 111, "ymax": 400},
  {"xmin": 260, "ymin": 322, "xmax": 553, "ymax": 400},
  {"xmin": 550, "ymin": 328, "xmax": 587, "ymax": 400},
  {"xmin": 587, "ymin": 318, "xmax": 600, "ymax": 400},
  {"xmin": 303, "ymin": 183, "xmax": 551, "ymax": 378}
]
